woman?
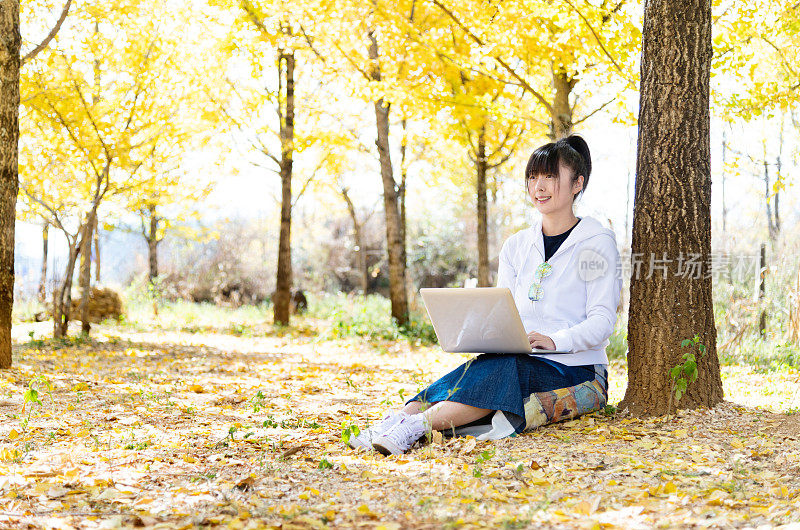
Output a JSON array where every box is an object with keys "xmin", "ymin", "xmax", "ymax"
[{"xmin": 349, "ymin": 135, "xmax": 622, "ymax": 455}]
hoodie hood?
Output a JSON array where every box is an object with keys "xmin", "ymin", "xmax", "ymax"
[{"xmin": 528, "ymin": 216, "xmax": 616, "ymax": 262}]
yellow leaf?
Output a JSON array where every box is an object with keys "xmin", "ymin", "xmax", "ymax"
[
  {"xmin": 72, "ymin": 382, "xmax": 89, "ymax": 392},
  {"xmin": 9, "ymin": 429, "xmax": 19, "ymax": 440},
  {"xmin": 189, "ymin": 384, "xmax": 204, "ymax": 393},
  {"xmin": 663, "ymin": 482, "xmax": 677, "ymax": 494},
  {"xmin": 707, "ymin": 489, "xmax": 727, "ymax": 505}
]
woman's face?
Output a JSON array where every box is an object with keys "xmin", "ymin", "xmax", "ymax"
[{"xmin": 527, "ymin": 161, "xmax": 583, "ymax": 215}]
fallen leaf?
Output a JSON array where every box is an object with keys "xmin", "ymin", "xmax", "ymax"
[{"xmin": 281, "ymin": 445, "xmax": 306, "ymax": 458}]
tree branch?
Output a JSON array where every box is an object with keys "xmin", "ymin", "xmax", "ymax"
[
  {"xmin": 21, "ymin": 0, "xmax": 73, "ymax": 65},
  {"xmin": 429, "ymin": 0, "xmax": 555, "ymax": 116}
]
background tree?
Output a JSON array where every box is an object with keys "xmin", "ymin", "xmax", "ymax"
[
  {"xmin": 620, "ymin": 0, "xmax": 723, "ymax": 415},
  {"xmin": 1, "ymin": 0, "xmax": 72, "ymax": 368},
  {"xmin": 20, "ymin": 0, "xmax": 198, "ymax": 336}
]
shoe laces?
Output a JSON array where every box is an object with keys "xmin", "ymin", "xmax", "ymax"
[
  {"xmin": 359, "ymin": 412, "xmax": 403, "ymax": 441},
  {"xmin": 387, "ymin": 415, "xmax": 428, "ymax": 446}
]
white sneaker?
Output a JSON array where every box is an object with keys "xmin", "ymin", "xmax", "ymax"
[
  {"xmin": 347, "ymin": 412, "xmax": 407, "ymax": 450},
  {"xmin": 372, "ymin": 414, "xmax": 430, "ymax": 455}
]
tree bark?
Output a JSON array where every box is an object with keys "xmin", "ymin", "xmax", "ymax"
[
  {"xmin": 399, "ymin": 119, "xmax": 409, "ymax": 297},
  {"xmin": 78, "ymin": 211, "xmax": 96, "ymax": 334},
  {"xmin": 273, "ymin": 47, "xmax": 294, "ymax": 326},
  {"xmin": 549, "ymin": 66, "xmax": 576, "ymax": 140},
  {"xmin": 0, "ymin": 0, "xmax": 21, "ymax": 368},
  {"xmin": 368, "ymin": 29, "xmax": 408, "ymax": 326},
  {"xmin": 341, "ymin": 187, "xmax": 369, "ymax": 295},
  {"xmin": 620, "ymin": 0, "xmax": 723, "ymax": 415},
  {"xmin": 53, "ymin": 241, "xmax": 79, "ymax": 338},
  {"xmin": 38, "ymin": 221, "xmax": 49, "ymax": 303},
  {"xmin": 92, "ymin": 214, "xmax": 100, "ymax": 283},
  {"xmin": 476, "ymin": 125, "xmax": 490, "ymax": 287},
  {"xmin": 763, "ymin": 159, "xmax": 776, "ymax": 242},
  {"xmin": 147, "ymin": 204, "xmax": 159, "ymax": 283},
  {"xmin": 721, "ymin": 133, "xmax": 727, "ymax": 239}
]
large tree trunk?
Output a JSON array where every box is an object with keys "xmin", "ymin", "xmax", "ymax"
[
  {"xmin": 368, "ymin": 29, "xmax": 408, "ymax": 326},
  {"xmin": 341, "ymin": 188, "xmax": 369, "ymax": 295},
  {"xmin": 0, "ymin": 0, "xmax": 21, "ymax": 369},
  {"xmin": 549, "ymin": 66, "xmax": 576, "ymax": 140},
  {"xmin": 620, "ymin": 0, "xmax": 723, "ymax": 415},
  {"xmin": 272, "ymin": 48, "xmax": 294, "ymax": 326},
  {"xmin": 78, "ymin": 211, "xmax": 96, "ymax": 334},
  {"xmin": 38, "ymin": 221, "xmax": 49, "ymax": 303},
  {"xmin": 476, "ymin": 125, "xmax": 490, "ymax": 287}
]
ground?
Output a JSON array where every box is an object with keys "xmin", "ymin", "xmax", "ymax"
[{"xmin": 1, "ymin": 318, "xmax": 800, "ymax": 529}]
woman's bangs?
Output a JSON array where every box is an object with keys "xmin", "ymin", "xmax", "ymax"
[{"xmin": 525, "ymin": 144, "xmax": 560, "ymax": 178}]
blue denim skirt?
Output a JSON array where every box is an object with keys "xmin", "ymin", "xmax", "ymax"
[{"xmin": 408, "ymin": 354, "xmax": 596, "ymax": 428}]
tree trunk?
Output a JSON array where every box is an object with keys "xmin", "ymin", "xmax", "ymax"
[
  {"xmin": 53, "ymin": 242, "xmax": 79, "ymax": 338},
  {"xmin": 368, "ymin": 29, "xmax": 408, "ymax": 326},
  {"xmin": 549, "ymin": 66, "xmax": 576, "ymax": 140},
  {"xmin": 273, "ymin": 48, "xmax": 294, "ymax": 326},
  {"xmin": 763, "ymin": 159, "xmax": 776, "ymax": 242},
  {"xmin": 620, "ymin": 0, "xmax": 723, "ymax": 415},
  {"xmin": 341, "ymin": 188, "xmax": 369, "ymax": 295},
  {"xmin": 476, "ymin": 125, "xmax": 490, "ymax": 287},
  {"xmin": 38, "ymin": 222, "xmax": 49, "ymax": 303},
  {"xmin": 721, "ymin": 132, "xmax": 727, "ymax": 239},
  {"xmin": 0, "ymin": 0, "xmax": 21, "ymax": 369},
  {"xmin": 147, "ymin": 204, "xmax": 159, "ymax": 283},
  {"xmin": 92, "ymin": 214, "xmax": 100, "ymax": 283},
  {"xmin": 78, "ymin": 211, "xmax": 95, "ymax": 334},
  {"xmin": 399, "ymin": 119, "xmax": 409, "ymax": 297}
]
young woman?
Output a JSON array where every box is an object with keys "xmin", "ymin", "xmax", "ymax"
[{"xmin": 348, "ymin": 135, "xmax": 622, "ymax": 455}]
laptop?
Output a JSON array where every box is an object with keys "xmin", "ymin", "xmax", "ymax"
[{"xmin": 419, "ymin": 287, "xmax": 571, "ymax": 355}]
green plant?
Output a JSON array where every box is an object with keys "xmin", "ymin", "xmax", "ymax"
[
  {"xmin": 669, "ymin": 335, "xmax": 707, "ymax": 411},
  {"xmin": 340, "ymin": 421, "xmax": 361, "ymax": 444},
  {"xmin": 473, "ymin": 448, "xmax": 495, "ymax": 477},
  {"xmin": 318, "ymin": 457, "xmax": 333, "ymax": 470},
  {"xmin": 26, "ymin": 331, "xmax": 45, "ymax": 349},
  {"xmin": 250, "ymin": 390, "xmax": 266, "ymax": 412}
]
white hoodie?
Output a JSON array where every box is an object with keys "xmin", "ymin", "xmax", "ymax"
[{"xmin": 496, "ymin": 215, "xmax": 622, "ymax": 366}]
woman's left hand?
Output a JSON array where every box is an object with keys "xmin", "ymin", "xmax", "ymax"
[{"xmin": 528, "ymin": 332, "xmax": 556, "ymax": 350}]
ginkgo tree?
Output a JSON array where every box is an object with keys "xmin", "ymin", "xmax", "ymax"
[
  {"xmin": 387, "ymin": 0, "xmax": 642, "ymax": 139},
  {"xmin": 20, "ymin": 0, "xmax": 206, "ymax": 337},
  {"xmin": 204, "ymin": 0, "xmax": 347, "ymax": 326}
]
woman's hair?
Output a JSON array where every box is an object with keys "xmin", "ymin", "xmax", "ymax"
[{"xmin": 524, "ymin": 135, "xmax": 592, "ymax": 201}]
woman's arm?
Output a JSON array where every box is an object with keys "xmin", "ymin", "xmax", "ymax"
[
  {"xmin": 549, "ymin": 236, "xmax": 622, "ymax": 352},
  {"xmin": 496, "ymin": 237, "xmax": 517, "ymax": 291}
]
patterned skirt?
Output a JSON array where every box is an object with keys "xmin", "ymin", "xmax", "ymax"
[{"xmin": 407, "ymin": 354, "xmax": 608, "ymax": 440}]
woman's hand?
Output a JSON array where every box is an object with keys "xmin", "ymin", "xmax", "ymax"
[{"xmin": 528, "ymin": 331, "xmax": 556, "ymax": 350}]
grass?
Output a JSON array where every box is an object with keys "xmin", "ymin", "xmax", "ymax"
[
  {"xmin": 14, "ymin": 276, "xmax": 800, "ymax": 372},
  {"xmin": 310, "ymin": 293, "xmax": 437, "ymax": 345}
]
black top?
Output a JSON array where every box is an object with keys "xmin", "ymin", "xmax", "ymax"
[{"xmin": 543, "ymin": 218, "xmax": 581, "ymax": 262}]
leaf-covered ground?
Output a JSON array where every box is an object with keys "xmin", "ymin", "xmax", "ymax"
[{"xmin": 2, "ymin": 321, "xmax": 800, "ymax": 529}]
